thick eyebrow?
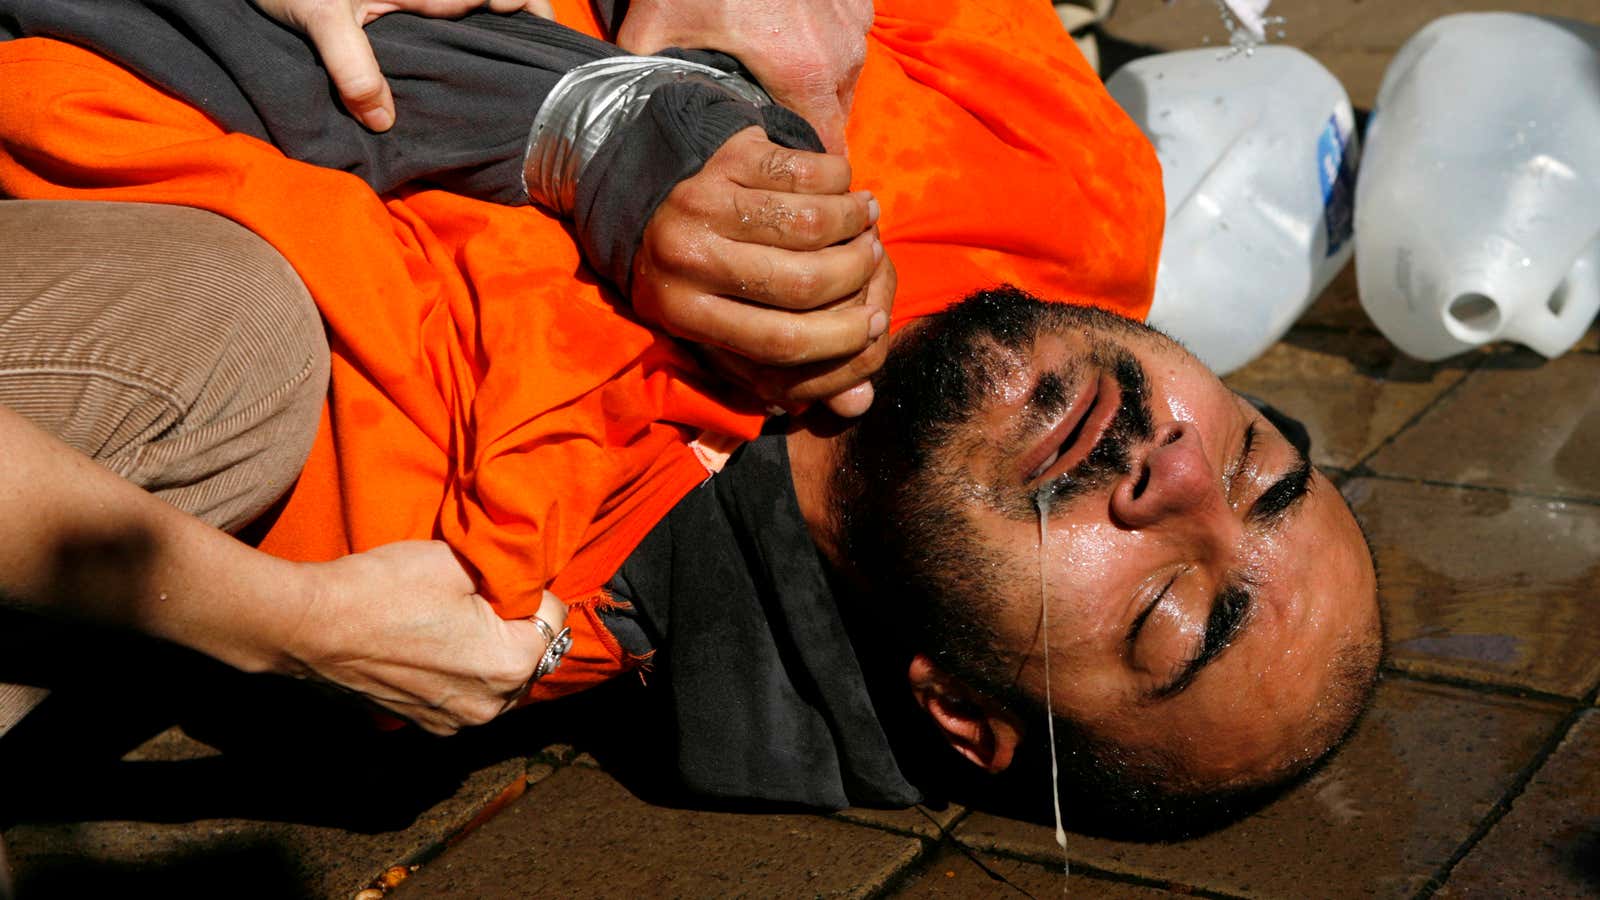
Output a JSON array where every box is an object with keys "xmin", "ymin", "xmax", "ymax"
[
  {"xmin": 1245, "ymin": 441, "xmax": 1314, "ymax": 529},
  {"xmin": 1152, "ymin": 582, "xmax": 1252, "ymax": 700},
  {"xmin": 1149, "ymin": 434, "xmax": 1311, "ymax": 699},
  {"xmin": 1007, "ymin": 368, "xmax": 1071, "ymax": 445}
]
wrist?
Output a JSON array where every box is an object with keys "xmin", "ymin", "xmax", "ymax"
[
  {"xmin": 252, "ymin": 558, "xmax": 331, "ymax": 679},
  {"xmin": 155, "ymin": 552, "xmax": 317, "ymax": 679}
]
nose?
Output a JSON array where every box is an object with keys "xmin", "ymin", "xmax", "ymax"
[{"xmin": 1111, "ymin": 422, "xmax": 1230, "ymax": 532}]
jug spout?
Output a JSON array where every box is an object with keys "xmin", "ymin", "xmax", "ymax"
[
  {"xmin": 1443, "ymin": 292, "xmax": 1504, "ymax": 346},
  {"xmin": 1355, "ymin": 13, "xmax": 1600, "ymax": 362}
]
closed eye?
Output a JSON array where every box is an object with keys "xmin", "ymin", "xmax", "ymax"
[
  {"xmin": 1126, "ymin": 572, "xmax": 1178, "ymax": 649},
  {"xmin": 1153, "ymin": 582, "xmax": 1253, "ymax": 699}
]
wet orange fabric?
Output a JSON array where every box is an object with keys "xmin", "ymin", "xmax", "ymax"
[{"xmin": 0, "ymin": 0, "xmax": 1161, "ymax": 699}]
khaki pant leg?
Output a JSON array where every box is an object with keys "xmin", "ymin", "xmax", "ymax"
[{"xmin": 0, "ymin": 200, "xmax": 330, "ymax": 532}]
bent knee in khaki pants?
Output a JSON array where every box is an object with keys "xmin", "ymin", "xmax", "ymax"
[{"xmin": 0, "ymin": 200, "xmax": 330, "ymax": 532}]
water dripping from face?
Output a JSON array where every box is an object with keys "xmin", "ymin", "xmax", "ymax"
[{"xmin": 1034, "ymin": 485, "xmax": 1069, "ymax": 890}]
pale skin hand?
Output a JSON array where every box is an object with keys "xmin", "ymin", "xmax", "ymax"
[
  {"xmin": 0, "ymin": 404, "xmax": 556, "ymax": 735},
  {"xmin": 253, "ymin": 0, "xmax": 555, "ymax": 131},
  {"xmin": 635, "ymin": 127, "xmax": 894, "ymax": 417},
  {"xmin": 617, "ymin": 0, "xmax": 873, "ymax": 155},
  {"xmin": 288, "ymin": 549, "xmax": 565, "ymax": 733}
]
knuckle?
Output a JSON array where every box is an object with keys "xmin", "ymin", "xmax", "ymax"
[
  {"xmin": 678, "ymin": 181, "xmax": 721, "ymax": 219},
  {"xmin": 656, "ymin": 292, "xmax": 708, "ymax": 339},
  {"xmin": 792, "ymin": 205, "xmax": 827, "ymax": 246},
  {"xmin": 786, "ymin": 266, "xmax": 822, "ymax": 302},
  {"xmin": 340, "ymin": 74, "xmax": 386, "ymax": 104},
  {"xmin": 461, "ymin": 700, "xmax": 500, "ymax": 728},
  {"xmin": 650, "ymin": 230, "xmax": 705, "ymax": 277},
  {"xmin": 741, "ymin": 194, "xmax": 797, "ymax": 238},
  {"xmin": 787, "ymin": 158, "xmax": 821, "ymax": 190},
  {"xmin": 759, "ymin": 323, "xmax": 809, "ymax": 366},
  {"xmin": 745, "ymin": 260, "xmax": 778, "ymax": 304},
  {"xmin": 655, "ymin": 228, "xmax": 695, "ymax": 265},
  {"xmin": 760, "ymin": 147, "xmax": 800, "ymax": 189},
  {"xmin": 492, "ymin": 659, "xmax": 534, "ymax": 691}
]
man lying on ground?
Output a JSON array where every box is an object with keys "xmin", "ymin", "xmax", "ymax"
[{"xmin": 0, "ymin": 0, "xmax": 1381, "ymax": 829}]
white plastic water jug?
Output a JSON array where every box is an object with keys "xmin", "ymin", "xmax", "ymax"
[
  {"xmin": 1107, "ymin": 47, "xmax": 1358, "ymax": 375},
  {"xmin": 1356, "ymin": 13, "xmax": 1600, "ymax": 361}
]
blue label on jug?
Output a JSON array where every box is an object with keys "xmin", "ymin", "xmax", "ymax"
[{"xmin": 1317, "ymin": 114, "xmax": 1357, "ymax": 258}]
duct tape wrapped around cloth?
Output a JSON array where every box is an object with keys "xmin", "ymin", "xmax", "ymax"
[{"xmin": 524, "ymin": 54, "xmax": 825, "ymax": 294}]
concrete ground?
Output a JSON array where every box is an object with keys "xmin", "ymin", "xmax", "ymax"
[{"xmin": 5, "ymin": 0, "xmax": 1600, "ymax": 897}]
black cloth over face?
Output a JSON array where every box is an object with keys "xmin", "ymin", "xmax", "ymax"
[
  {"xmin": 603, "ymin": 434, "xmax": 921, "ymax": 809},
  {"xmin": 0, "ymin": 0, "xmax": 824, "ymax": 293}
]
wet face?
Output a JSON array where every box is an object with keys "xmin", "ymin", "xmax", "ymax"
[{"xmin": 836, "ymin": 291, "xmax": 1380, "ymax": 787}]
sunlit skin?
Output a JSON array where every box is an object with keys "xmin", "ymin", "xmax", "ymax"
[
  {"xmin": 955, "ymin": 326, "xmax": 1379, "ymax": 785},
  {"xmin": 790, "ymin": 318, "xmax": 1380, "ymax": 787}
]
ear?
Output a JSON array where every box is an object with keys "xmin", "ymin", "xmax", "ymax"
[{"xmin": 907, "ymin": 654, "xmax": 1026, "ymax": 774}]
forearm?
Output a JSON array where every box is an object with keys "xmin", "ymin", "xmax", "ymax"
[
  {"xmin": 0, "ymin": 404, "xmax": 306, "ymax": 676},
  {"xmin": 0, "ymin": 402, "xmax": 565, "ymax": 732}
]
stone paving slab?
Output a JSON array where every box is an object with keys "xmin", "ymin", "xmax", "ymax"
[
  {"xmin": 833, "ymin": 804, "xmax": 966, "ymax": 841},
  {"xmin": 893, "ymin": 845, "xmax": 1185, "ymax": 898},
  {"xmin": 952, "ymin": 679, "xmax": 1565, "ymax": 899},
  {"xmin": 6, "ymin": 732, "xmax": 529, "ymax": 900},
  {"xmin": 1438, "ymin": 710, "xmax": 1600, "ymax": 898},
  {"xmin": 389, "ymin": 766, "xmax": 924, "ymax": 899},
  {"xmin": 1345, "ymin": 478, "xmax": 1600, "ymax": 698},
  {"xmin": 0, "ymin": 670, "xmax": 565, "ymax": 899},
  {"xmin": 1367, "ymin": 352, "xmax": 1600, "ymax": 500},
  {"xmin": 1576, "ymin": 324, "xmax": 1600, "ymax": 354},
  {"xmin": 7, "ymin": 4, "xmax": 1600, "ymax": 900},
  {"xmin": 1224, "ymin": 328, "xmax": 1475, "ymax": 471}
]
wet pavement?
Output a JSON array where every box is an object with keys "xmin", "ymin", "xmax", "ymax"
[{"xmin": 5, "ymin": 1, "xmax": 1600, "ymax": 897}]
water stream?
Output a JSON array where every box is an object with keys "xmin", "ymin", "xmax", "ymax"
[
  {"xmin": 1213, "ymin": 0, "xmax": 1286, "ymax": 56},
  {"xmin": 1035, "ymin": 488, "xmax": 1069, "ymax": 890}
]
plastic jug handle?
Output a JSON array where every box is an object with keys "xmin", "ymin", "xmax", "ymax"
[{"xmin": 1506, "ymin": 235, "xmax": 1600, "ymax": 358}]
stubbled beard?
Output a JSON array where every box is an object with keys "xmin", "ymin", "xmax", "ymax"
[
  {"xmin": 989, "ymin": 345, "xmax": 1155, "ymax": 521},
  {"xmin": 831, "ymin": 287, "xmax": 1162, "ymax": 694}
]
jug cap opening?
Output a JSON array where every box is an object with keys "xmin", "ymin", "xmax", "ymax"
[{"xmin": 1444, "ymin": 292, "xmax": 1503, "ymax": 344}]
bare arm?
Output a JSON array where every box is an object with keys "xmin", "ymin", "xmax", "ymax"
[
  {"xmin": 617, "ymin": 0, "xmax": 873, "ymax": 154},
  {"xmin": 0, "ymin": 404, "xmax": 559, "ymax": 734}
]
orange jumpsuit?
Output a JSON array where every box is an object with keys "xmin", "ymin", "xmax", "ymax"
[{"xmin": 0, "ymin": 0, "xmax": 1162, "ymax": 699}]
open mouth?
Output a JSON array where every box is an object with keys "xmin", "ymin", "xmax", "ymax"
[{"xmin": 1021, "ymin": 372, "xmax": 1124, "ymax": 484}]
